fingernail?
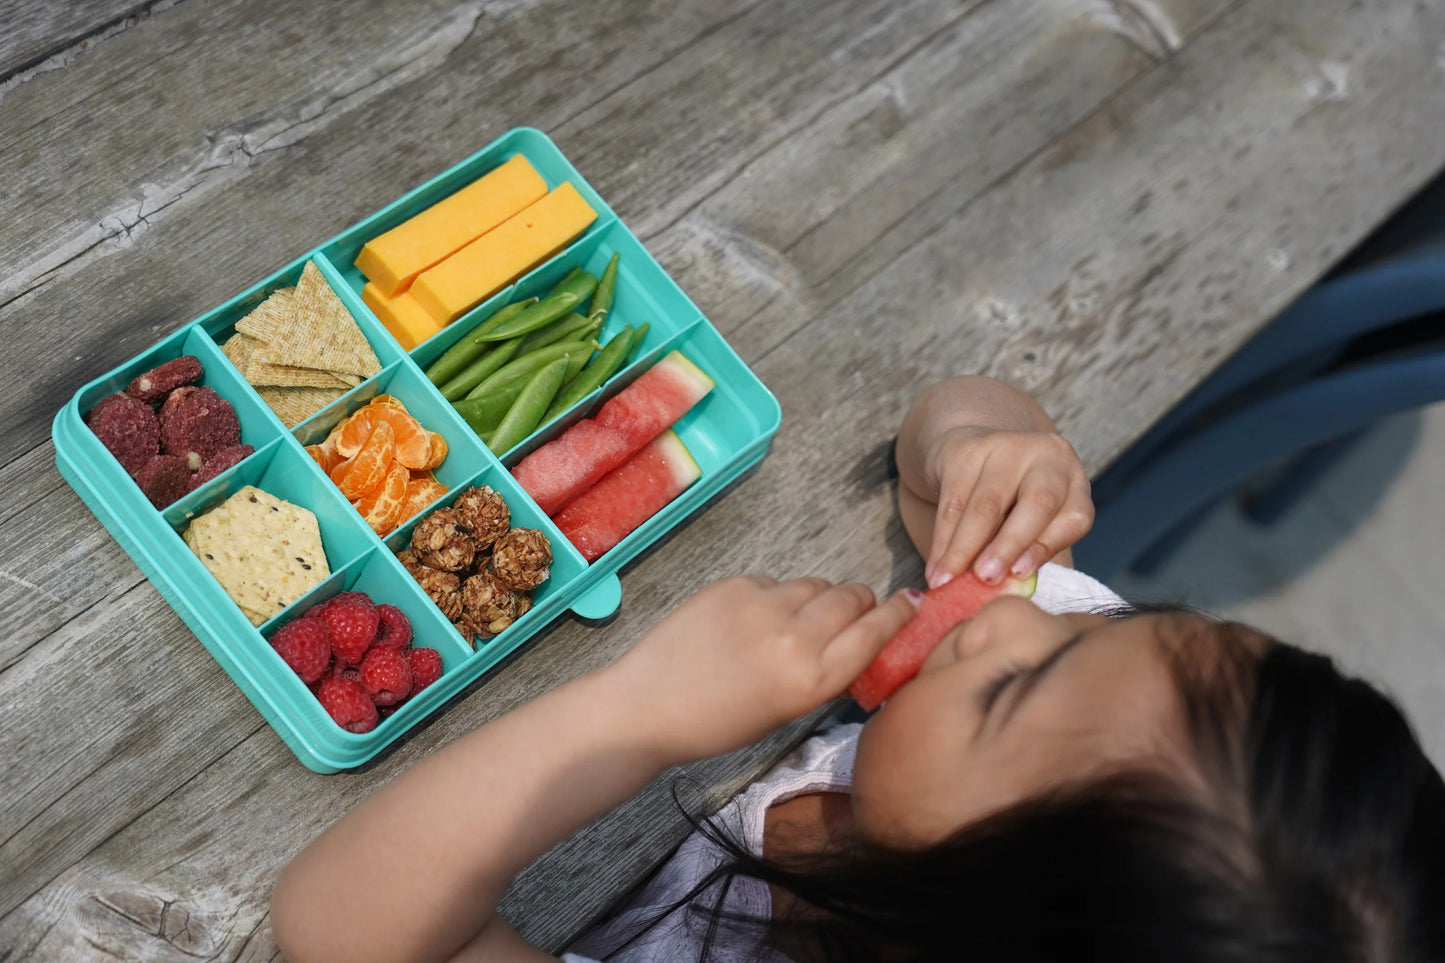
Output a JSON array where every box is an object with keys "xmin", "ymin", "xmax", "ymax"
[
  {"xmin": 932, "ymin": 570, "xmax": 953, "ymax": 588},
  {"xmin": 1010, "ymin": 554, "xmax": 1034, "ymax": 577},
  {"xmin": 977, "ymin": 558, "xmax": 1003, "ymax": 583},
  {"xmin": 902, "ymin": 587, "xmax": 925, "ymax": 609}
]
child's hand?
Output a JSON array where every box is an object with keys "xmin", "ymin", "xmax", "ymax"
[
  {"xmin": 922, "ymin": 425, "xmax": 1093, "ymax": 587},
  {"xmin": 605, "ymin": 577, "xmax": 919, "ymax": 764}
]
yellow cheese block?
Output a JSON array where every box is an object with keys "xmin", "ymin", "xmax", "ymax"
[
  {"xmin": 410, "ymin": 183, "xmax": 598, "ymax": 324},
  {"xmin": 363, "ymin": 282, "xmax": 444, "ymax": 351},
  {"xmin": 354, "ymin": 154, "xmax": 548, "ymax": 298}
]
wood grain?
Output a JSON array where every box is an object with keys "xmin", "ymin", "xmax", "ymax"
[
  {"xmin": 5, "ymin": 0, "xmax": 1445, "ymax": 956},
  {"xmin": 0, "ymin": 0, "xmax": 158, "ymax": 80}
]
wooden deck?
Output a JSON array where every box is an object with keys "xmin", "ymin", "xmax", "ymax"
[{"xmin": 4, "ymin": 0, "xmax": 1445, "ymax": 958}]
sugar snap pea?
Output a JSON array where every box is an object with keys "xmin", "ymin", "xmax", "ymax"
[
  {"xmin": 473, "ymin": 272, "xmax": 597, "ymax": 343},
  {"xmin": 463, "ymin": 338, "xmax": 597, "ymax": 401},
  {"xmin": 543, "ymin": 325, "xmax": 635, "ymax": 421},
  {"xmin": 439, "ymin": 338, "xmax": 522, "ymax": 402},
  {"xmin": 455, "ymin": 344, "xmax": 594, "ymax": 436},
  {"xmin": 515, "ymin": 311, "xmax": 595, "ymax": 356},
  {"xmin": 424, "ymin": 298, "xmax": 535, "ymax": 386},
  {"xmin": 488, "ymin": 358, "xmax": 570, "ymax": 455},
  {"xmin": 454, "ymin": 383, "xmax": 523, "ymax": 436},
  {"xmin": 588, "ymin": 253, "xmax": 619, "ymax": 322},
  {"xmin": 626, "ymin": 323, "xmax": 650, "ymax": 363}
]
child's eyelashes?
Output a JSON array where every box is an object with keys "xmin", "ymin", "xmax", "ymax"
[{"xmin": 980, "ymin": 663, "xmax": 1030, "ymax": 717}]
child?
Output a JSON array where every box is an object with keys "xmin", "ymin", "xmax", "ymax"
[{"xmin": 272, "ymin": 376, "xmax": 1445, "ymax": 962}]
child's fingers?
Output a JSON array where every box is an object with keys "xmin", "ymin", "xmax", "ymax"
[
  {"xmin": 818, "ymin": 589, "xmax": 921, "ymax": 684},
  {"xmin": 794, "ymin": 581, "xmax": 877, "ymax": 641},
  {"xmin": 1004, "ymin": 477, "xmax": 1095, "ymax": 577},
  {"xmin": 971, "ymin": 467, "xmax": 1073, "ymax": 583},
  {"xmin": 927, "ymin": 462, "xmax": 1014, "ymax": 588},
  {"xmin": 923, "ymin": 458, "xmax": 986, "ymax": 588}
]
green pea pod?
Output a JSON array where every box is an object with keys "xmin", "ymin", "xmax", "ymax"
[
  {"xmin": 626, "ymin": 323, "xmax": 650, "ymax": 364},
  {"xmin": 552, "ymin": 266, "xmax": 582, "ymax": 291},
  {"xmin": 544, "ymin": 326, "xmax": 635, "ymax": 421},
  {"xmin": 515, "ymin": 311, "xmax": 595, "ymax": 356},
  {"xmin": 424, "ymin": 298, "xmax": 536, "ymax": 386},
  {"xmin": 587, "ymin": 253, "xmax": 620, "ymax": 322},
  {"xmin": 464, "ymin": 338, "xmax": 597, "ymax": 401},
  {"xmin": 453, "ymin": 381, "xmax": 526, "ymax": 436},
  {"xmin": 439, "ymin": 338, "xmax": 522, "ymax": 402},
  {"xmin": 473, "ymin": 272, "xmax": 597, "ymax": 343},
  {"xmin": 488, "ymin": 358, "xmax": 570, "ymax": 455}
]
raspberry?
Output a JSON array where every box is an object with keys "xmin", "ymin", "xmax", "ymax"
[
  {"xmin": 408, "ymin": 648, "xmax": 444, "ymax": 694},
  {"xmin": 270, "ymin": 618, "xmax": 332, "ymax": 684},
  {"xmin": 329, "ymin": 662, "xmax": 361, "ymax": 685},
  {"xmin": 316, "ymin": 677, "xmax": 378, "ymax": 733},
  {"xmin": 312, "ymin": 591, "xmax": 373, "ymax": 620},
  {"xmin": 360, "ymin": 647, "xmax": 412, "ymax": 707},
  {"xmin": 322, "ymin": 599, "xmax": 380, "ymax": 666},
  {"xmin": 372, "ymin": 604, "xmax": 412, "ymax": 649}
]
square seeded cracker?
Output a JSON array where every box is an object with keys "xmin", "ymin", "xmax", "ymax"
[
  {"xmin": 255, "ymin": 260, "xmax": 381, "ymax": 379},
  {"xmin": 184, "ymin": 485, "xmax": 330, "ymax": 625}
]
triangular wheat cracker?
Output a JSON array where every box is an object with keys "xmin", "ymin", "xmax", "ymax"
[
  {"xmin": 257, "ymin": 384, "xmax": 347, "ymax": 428},
  {"xmin": 234, "ymin": 288, "xmax": 297, "ymax": 343},
  {"xmin": 243, "ymin": 357, "xmax": 355, "ymax": 389},
  {"xmin": 256, "ymin": 261, "xmax": 381, "ymax": 378},
  {"xmin": 221, "ymin": 332, "xmax": 262, "ymax": 372}
]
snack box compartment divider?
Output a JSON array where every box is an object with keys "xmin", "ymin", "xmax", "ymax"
[{"xmin": 53, "ymin": 127, "xmax": 781, "ymax": 773}]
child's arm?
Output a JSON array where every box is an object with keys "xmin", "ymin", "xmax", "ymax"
[
  {"xmin": 271, "ymin": 577, "xmax": 918, "ymax": 963},
  {"xmin": 894, "ymin": 376, "xmax": 1094, "ymax": 587}
]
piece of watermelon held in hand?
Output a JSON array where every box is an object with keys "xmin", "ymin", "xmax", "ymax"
[
  {"xmin": 554, "ymin": 429, "xmax": 701, "ymax": 561},
  {"xmin": 848, "ymin": 572, "xmax": 1038, "ymax": 711},
  {"xmin": 512, "ymin": 351, "xmax": 714, "ymax": 515}
]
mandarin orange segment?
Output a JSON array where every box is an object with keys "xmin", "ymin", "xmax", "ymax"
[
  {"xmin": 336, "ymin": 419, "xmax": 394, "ymax": 499},
  {"xmin": 369, "ymin": 394, "xmax": 408, "ymax": 412},
  {"xmin": 370, "ymin": 407, "xmax": 430, "ymax": 470},
  {"xmin": 421, "ymin": 431, "xmax": 448, "ymax": 470},
  {"xmin": 354, "ymin": 463, "xmax": 410, "ymax": 535},
  {"xmin": 306, "ymin": 443, "xmax": 339, "ymax": 473},
  {"xmin": 329, "ymin": 454, "xmax": 354, "ymax": 488},
  {"xmin": 399, "ymin": 476, "xmax": 450, "ymax": 523},
  {"xmin": 335, "ymin": 407, "xmax": 377, "ymax": 458}
]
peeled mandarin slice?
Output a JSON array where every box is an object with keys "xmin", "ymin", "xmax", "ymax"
[
  {"xmin": 399, "ymin": 476, "xmax": 450, "ymax": 523},
  {"xmin": 422, "ymin": 431, "xmax": 448, "ymax": 470},
  {"xmin": 370, "ymin": 407, "xmax": 430, "ymax": 469},
  {"xmin": 356, "ymin": 463, "xmax": 410, "ymax": 535},
  {"xmin": 335, "ymin": 407, "xmax": 377, "ymax": 458},
  {"xmin": 329, "ymin": 454, "xmax": 355, "ymax": 488},
  {"xmin": 370, "ymin": 394, "xmax": 409, "ymax": 412},
  {"xmin": 306, "ymin": 443, "xmax": 340, "ymax": 473},
  {"xmin": 337, "ymin": 419, "xmax": 394, "ymax": 499}
]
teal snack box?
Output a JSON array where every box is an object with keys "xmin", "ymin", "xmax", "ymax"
[{"xmin": 53, "ymin": 128, "xmax": 782, "ymax": 773}]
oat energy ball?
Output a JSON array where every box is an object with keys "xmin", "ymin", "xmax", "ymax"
[
  {"xmin": 410, "ymin": 508, "xmax": 475, "ymax": 572},
  {"xmin": 410, "ymin": 566, "xmax": 462, "ymax": 622},
  {"xmin": 85, "ymin": 392, "xmax": 160, "ymax": 476},
  {"xmin": 490, "ymin": 528, "xmax": 552, "ymax": 591},
  {"xmin": 451, "ymin": 485, "xmax": 510, "ymax": 551},
  {"xmin": 461, "ymin": 571, "xmax": 519, "ymax": 637},
  {"xmin": 127, "ymin": 355, "xmax": 203, "ymax": 404},
  {"xmin": 159, "ymin": 386, "xmax": 242, "ymax": 468}
]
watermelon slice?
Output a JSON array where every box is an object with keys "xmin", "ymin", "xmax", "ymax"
[
  {"xmin": 554, "ymin": 429, "xmax": 701, "ymax": 560},
  {"xmin": 848, "ymin": 571, "xmax": 1037, "ymax": 711},
  {"xmin": 512, "ymin": 350, "xmax": 714, "ymax": 515}
]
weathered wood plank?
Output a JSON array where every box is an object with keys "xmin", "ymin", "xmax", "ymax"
[
  {"xmin": 640, "ymin": 0, "xmax": 1238, "ymax": 359},
  {"xmin": 0, "ymin": 0, "xmax": 155, "ymax": 80}
]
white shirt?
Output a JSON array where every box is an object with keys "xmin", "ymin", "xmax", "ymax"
[{"xmin": 562, "ymin": 564, "xmax": 1124, "ymax": 962}]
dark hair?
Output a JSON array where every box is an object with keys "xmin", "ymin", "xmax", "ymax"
[{"xmin": 603, "ymin": 619, "xmax": 1445, "ymax": 962}]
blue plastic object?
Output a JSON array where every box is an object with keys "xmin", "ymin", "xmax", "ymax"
[
  {"xmin": 53, "ymin": 128, "xmax": 782, "ymax": 773},
  {"xmin": 1075, "ymin": 348, "xmax": 1445, "ymax": 579}
]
